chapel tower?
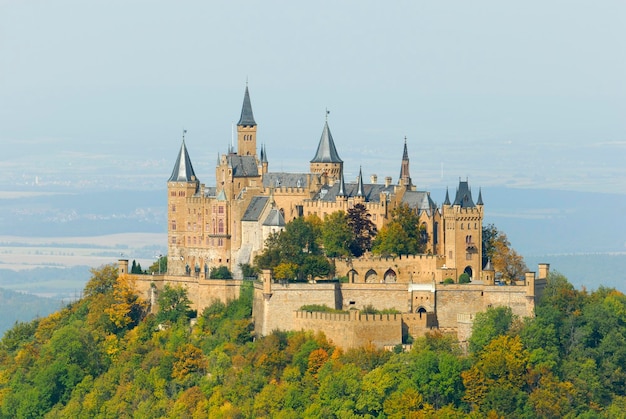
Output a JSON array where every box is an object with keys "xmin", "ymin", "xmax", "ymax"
[{"xmin": 237, "ymin": 84, "xmax": 257, "ymax": 157}]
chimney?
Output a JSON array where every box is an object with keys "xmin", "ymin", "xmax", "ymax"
[
  {"xmin": 538, "ymin": 263, "xmax": 550, "ymax": 279},
  {"xmin": 370, "ymin": 174, "xmax": 377, "ymax": 184},
  {"xmin": 385, "ymin": 176, "xmax": 392, "ymax": 187}
]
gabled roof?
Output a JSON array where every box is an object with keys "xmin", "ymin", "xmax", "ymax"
[
  {"xmin": 263, "ymin": 208, "xmax": 286, "ymax": 227},
  {"xmin": 237, "ymin": 85, "xmax": 256, "ymax": 127},
  {"xmin": 242, "ymin": 196, "xmax": 269, "ymax": 222},
  {"xmin": 401, "ymin": 191, "xmax": 438, "ymax": 214},
  {"xmin": 453, "ymin": 180, "xmax": 475, "ymax": 208},
  {"xmin": 263, "ymin": 172, "xmax": 308, "ymax": 188},
  {"xmin": 168, "ymin": 141, "xmax": 198, "ymax": 182},
  {"xmin": 227, "ymin": 155, "xmax": 259, "ymax": 178},
  {"xmin": 310, "ymin": 121, "xmax": 343, "ymax": 164}
]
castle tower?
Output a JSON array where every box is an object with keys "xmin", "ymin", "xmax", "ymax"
[
  {"xmin": 399, "ymin": 137, "xmax": 412, "ymax": 188},
  {"xmin": 167, "ymin": 137, "xmax": 200, "ymax": 274},
  {"xmin": 237, "ymin": 85, "xmax": 257, "ymax": 157},
  {"xmin": 310, "ymin": 119, "xmax": 343, "ymax": 184},
  {"xmin": 441, "ymin": 179, "xmax": 483, "ymax": 282}
]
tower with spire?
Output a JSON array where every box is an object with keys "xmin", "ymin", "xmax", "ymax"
[
  {"xmin": 310, "ymin": 115, "xmax": 343, "ymax": 184},
  {"xmin": 237, "ymin": 84, "xmax": 257, "ymax": 157},
  {"xmin": 399, "ymin": 137, "xmax": 412, "ymax": 188}
]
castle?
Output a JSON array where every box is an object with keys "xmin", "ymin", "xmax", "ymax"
[{"xmin": 131, "ymin": 85, "xmax": 548, "ymax": 349}]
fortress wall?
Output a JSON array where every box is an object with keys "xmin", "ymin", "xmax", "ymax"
[
  {"xmin": 335, "ymin": 255, "xmax": 444, "ymax": 283},
  {"xmin": 254, "ymin": 282, "xmax": 339, "ymax": 336},
  {"xmin": 340, "ymin": 283, "xmax": 409, "ymax": 312},
  {"xmin": 402, "ymin": 312, "xmax": 437, "ymax": 339},
  {"xmin": 435, "ymin": 284, "xmax": 533, "ymax": 331},
  {"xmin": 134, "ymin": 274, "xmax": 242, "ymax": 314},
  {"xmin": 293, "ymin": 310, "xmax": 402, "ymax": 349}
]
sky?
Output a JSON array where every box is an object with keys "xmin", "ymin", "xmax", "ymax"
[{"xmin": 1, "ymin": 0, "xmax": 625, "ymax": 195}]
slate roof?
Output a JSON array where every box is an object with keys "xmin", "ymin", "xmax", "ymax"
[
  {"xmin": 453, "ymin": 180, "xmax": 476, "ymax": 208},
  {"xmin": 242, "ymin": 196, "xmax": 269, "ymax": 222},
  {"xmin": 168, "ymin": 141, "xmax": 198, "ymax": 182},
  {"xmin": 227, "ymin": 155, "xmax": 259, "ymax": 178},
  {"xmin": 310, "ymin": 121, "xmax": 343, "ymax": 163},
  {"xmin": 443, "ymin": 188, "xmax": 451, "ymax": 205},
  {"xmin": 262, "ymin": 172, "xmax": 308, "ymax": 188},
  {"xmin": 401, "ymin": 191, "xmax": 437, "ymax": 214},
  {"xmin": 476, "ymin": 188, "xmax": 484, "ymax": 205},
  {"xmin": 314, "ymin": 181, "xmax": 394, "ymax": 203},
  {"xmin": 263, "ymin": 208, "xmax": 286, "ymax": 227},
  {"xmin": 237, "ymin": 86, "xmax": 256, "ymax": 126}
]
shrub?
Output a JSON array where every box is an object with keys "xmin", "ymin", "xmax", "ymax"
[
  {"xmin": 459, "ymin": 273, "xmax": 471, "ymax": 284},
  {"xmin": 443, "ymin": 277, "xmax": 455, "ymax": 284}
]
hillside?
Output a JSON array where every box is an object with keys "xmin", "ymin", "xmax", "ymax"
[
  {"xmin": 0, "ymin": 288, "xmax": 62, "ymax": 335},
  {"xmin": 1, "ymin": 265, "xmax": 626, "ymax": 418}
]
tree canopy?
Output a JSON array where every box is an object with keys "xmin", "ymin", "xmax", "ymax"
[{"xmin": 372, "ymin": 204, "xmax": 426, "ymax": 256}]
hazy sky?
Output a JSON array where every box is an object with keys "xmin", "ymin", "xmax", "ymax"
[{"xmin": 1, "ymin": 1, "xmax": 624, "ymax": 194}]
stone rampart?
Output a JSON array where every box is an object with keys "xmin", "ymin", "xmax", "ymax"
[
  {"xmin": 335, "ymin": 254, "xmax": 445, "ymax": 283},
  {"xmin": 293, "ymin": 310, "xmax": 402, "ymax": 349}
]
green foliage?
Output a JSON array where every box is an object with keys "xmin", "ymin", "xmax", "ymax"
[
  {"xmin": 321, "ymin": 211, "xmax": 353, "ymax": 258},
  {"xmin": 360, "ymin": 304, "xmax": 401, "ymax": 315},
  {"xmin": 148, "ymin": 256, "xmax": 168, "ymax": 274},
  {"xmin": 469, "ymin": 306, "xmax": 514, "ymax": 353},
  {"xmin": 443, "ymin": 277, "xmax": 455, "ymax": 284},
  {"xmin": 300, "ymin": 304, "xmax": 346, "ymax": 314},
  {"xmin": 3, "ymin": 267, "xmax": 626, "ymax": 418},
  {"xmin": 239, "ymin": 263, "xmax": 258, "ymax": 279},
  {"xmin": 372, "ymin": 203, "xmax": 426, "ymax": 256},
  {"xmin": 458, "ymin": 273, "xmax": 471, "ymax": 283},
  {"xmin": 156, "ymin": 284, "xmax": 193, "ymax": 324},
  {"xmin": 209, "ymin": 265, "xmax": 233, "ymax": 279},
  {"xmin": 483, "ymin": 223, "xmax": 528, "ymax": 281},
  {"xmin": 254, "ymin": 216, "xmax": 331, "ymax": 280}
]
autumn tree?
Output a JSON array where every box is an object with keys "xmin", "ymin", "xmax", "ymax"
[
  {"xmin": 156, "ymin": 284, "xmax": 193, "ymax": 324},
  {"xmin": 482, "ymin": 224, "xmax": 528, "ymax": 282}
]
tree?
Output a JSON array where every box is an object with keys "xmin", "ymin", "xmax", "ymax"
[
  {"xmin": 321, "ymin": 211, "xmax": 353, "ymax": 258},
  {"xmin": 84, "ymin": 264, "xmax": 118, "ymax": 297},
  {"xmin": 372, "ymin": 204, "xmax": 425, "ymax": 256},
  {"xmin": 347, "ymin": 203, "xmax": 377, "ymax": 257},
  {"xmin": 148, "ymin": 256, "xmax": 167, "ymax": 274},
  {"xmin": 156, "ymin": 284, "xmax": 193, "ymax": 323},
  {"xmin": 104, "ymin": 274, "xmax": 148, "ymax": 330},
  {"xmin": 469, "ymin": 306, "xmax": 515, "ymax": 353},
  {"xmin": 482, "ymin": 224, "xmax": 527, "ymax": 282}
]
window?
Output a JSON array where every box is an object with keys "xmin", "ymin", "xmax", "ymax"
[
  {"xmin": 171, "ymin": 221, "xmax": 176, "ymax": 230},
  {"xmin": 171, "ymin": 204, "xmax": 176, "ymax": 212},
  {"xmin": 218, "ymin": 206, "xmax": 224, "ymax": 214},
  {"xmin": 171, "ymin": 236, "xmax": 176, "ymax": 244},
  {"xmin": 218, "ymin": 219, "xmax": 224, "ymax": 234}
]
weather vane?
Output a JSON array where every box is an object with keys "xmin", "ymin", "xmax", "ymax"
[
  {"xmin": 183, "ymin": 129, "xmax": 187, "ymax": 141},
  {"xmin": 325, "ymin": 108, "xmax": 330, "ymax": 121}
]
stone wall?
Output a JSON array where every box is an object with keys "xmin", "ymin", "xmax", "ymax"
[
  {"xmin": 293, "ymin": 310, "xmax": 402, "ymax": 349},
  {"xmin": 334, "ymin": 254, "xmax": 445, "ymax": 284}
]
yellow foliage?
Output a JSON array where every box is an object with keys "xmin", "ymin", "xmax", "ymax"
[
  {"xmin": 172, "ymin": 343, "xmax": 207, "ymax": 381},
  {"xmin": 104, "ymin": 274, "xmax": 148, "ymax": 329}
]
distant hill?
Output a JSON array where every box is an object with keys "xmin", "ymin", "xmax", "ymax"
[{"xmin": 0, "ymin": 288, "xmax": 63, "ymax": 334}]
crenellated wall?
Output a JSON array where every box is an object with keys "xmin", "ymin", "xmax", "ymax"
[{"xmin": 335, "ymin": 254, "xmax": 445, "ymax": 283}]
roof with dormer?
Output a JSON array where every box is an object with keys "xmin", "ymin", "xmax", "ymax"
[
  {"xmin": 168, "ymin": 141, "xmax": 197, "ymax": 182},
  {"xmin": 453, "ymin": 180, "xmax": 476, "ymax": 208},
  {"xmin": 311, "ymin": 121, "xmax": 343, "ymax": 164},
  {"xmin": 227, "ymin": 155, "xmax": 259, "ymax": 178},
  {"xmin": 237, "ymin": 85, "xmax": 256, "ymax": 127},
  {"xmin": 262, "ymin": 172, "xmax": 309, "ymax": 188},
  {"xmin": 313, "ymin": 180, "xmax": 394, "ymax": 203}
]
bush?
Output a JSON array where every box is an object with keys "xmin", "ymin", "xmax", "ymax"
[
  {"xmin": 209, "ymin": 266, "xmax": 233, "ymax": 279},
  {"xmin": 300, "ymin": 304, "xmax": 346, "ymax": 314},
  {"xmin": 443, "ymin": 277, "xmax": 455, "ymax": 284},
  {"xmin": 459, "ymin": 273, "xmax": 471, "ymax": 284}
]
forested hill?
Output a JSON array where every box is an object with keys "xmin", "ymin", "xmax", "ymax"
[
  {"xmin": 1, "ymin": 266, "xmax": 626, "ymax": 418},
  {"xmin": 0, "ymin": 288, "xmax": 62, "ymax": 335}
]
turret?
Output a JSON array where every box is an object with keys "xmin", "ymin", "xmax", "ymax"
[
  {"xmin": 310, "ymin": 115, "xmax": 343, "ymax": 183},
  {"xmin": 399, "ymin": 137, "xmax": 412, "ymax": 188}
]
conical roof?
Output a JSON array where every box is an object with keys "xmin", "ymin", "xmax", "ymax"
[
  {"xmin": 443, "ymin": 188, "xmax": 451, "ymax": 205},
  {"xmin": 356, "ymin": 166, "xmax": 364, "ymax": 196},
  {"xmin": 311, "ymin": 121, "xmax": 343, "ymax": 163},
  {"xmin": 477, "ymin": 188, "xmax": 484, "ymax": 205},
  {"xmin": 168, "ymin": 141, "xmax": 197, "ymax": 182},
  {"xmin": 237, "ymin": 85, "xmax": 256, "ymax": 127}
]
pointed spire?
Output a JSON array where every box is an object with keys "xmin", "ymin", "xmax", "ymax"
[
  {"xmin": 237, "ymin": 85, "xmax": 256, "ymax": 127},
  {"xmin": 338, "ymin": 168, "xmax": 346, "ymax": 197},
  {"xmin": 357, "ymin": 166, "xmax": 364, "ymax": 197},
  {"xmin": 443, "ymin": 187, "xmax": 451, "ymax": 205},
  {"xmin": 168, "ymin": 134, "xmax": 197, "ymax": 182},
  {"xmin": 399, "ymin": 136, "xmax": 412, "ymax": 187},
  {"xmin": 402, "ymin": 136, "xmax": 409, "ymax": 160},
  {"xmin": 477, "ymin": 188, "xmax": 484, "ymax": 205},
  {"xmin": 260, "ymin": 144, "xmax": 268, "ymax": 163},
  {"xmin": 311, "ymin": 121, "xmax": 343, "ymax": 163}
]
